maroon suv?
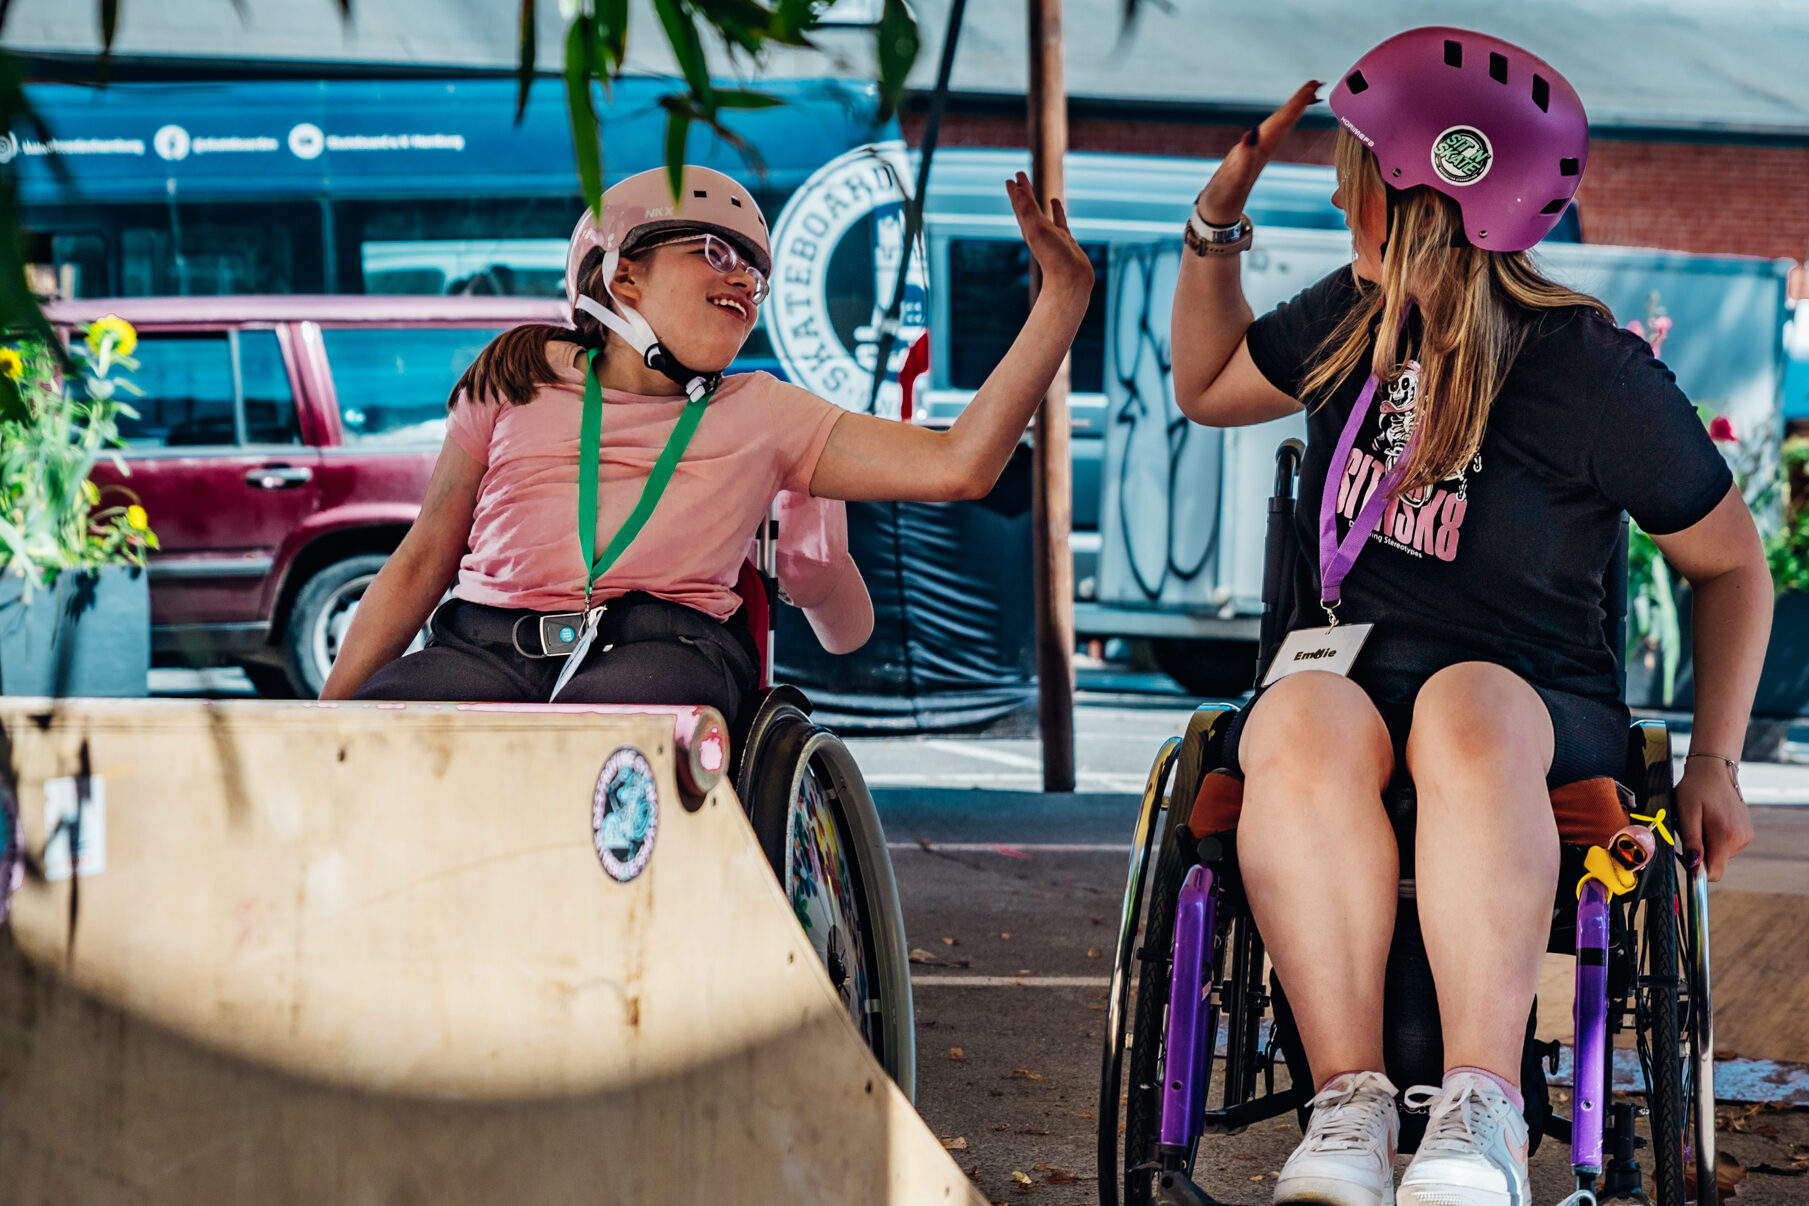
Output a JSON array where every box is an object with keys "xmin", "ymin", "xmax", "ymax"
[{"xmin": 51, "ymin": 296, "xmax": 563, "ymax": 696}]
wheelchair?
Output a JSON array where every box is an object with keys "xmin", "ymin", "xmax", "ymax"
[
  {"xmin": 1098, "ymin": 443, "xmax": 1717, "ymax": 1206},
  {"xmin": 727, "ymin": 529, "xmax": 918, "ymax": 1102}
]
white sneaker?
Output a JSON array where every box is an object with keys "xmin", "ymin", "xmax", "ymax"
[
  {"xmin": 1274, "ymin": 1070, "xmax": 1400, "ymax": 1206},
  {"xmin": 1398, "ymin": 1073, "xmax": 1531, "ymax": 1206}
]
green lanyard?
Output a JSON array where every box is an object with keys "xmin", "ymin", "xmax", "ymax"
[{"xmin": 577, "ymin": 347, "xmax": 710, "ymax": 602}]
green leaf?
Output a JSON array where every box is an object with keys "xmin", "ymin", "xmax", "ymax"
[
  {"xmin": 711, "ymin": 88, "xmax": 785, "ymax": 111},
  {"xmin": 598, "ymin": 0, "xmax": 630, "ymax": 67},
  {"xmin": 874, "ymin": 0, "xmax": 920, "ymax": 121},
  {"xmin": 0, "ymin": 376, "xmax": 25, "ymax": 425},
  {"xmin": 514, "ymin": 0, "xmax": 537, "ymax": 126},
  {"xmin": 564, "ymin": 18, "xmax": 604, "ymax": 216},
  {"xmin": 664, "ymin": 105, "xmax": 692, "ymax": 203},
  {"xmin": 652, "ymin": 0, "xmax": 714, "ymax": 107}
]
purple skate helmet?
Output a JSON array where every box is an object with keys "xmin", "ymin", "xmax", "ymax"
[{"xmin": 1328, "ymin": 27, "xmax": 1589, "ymax": 252}]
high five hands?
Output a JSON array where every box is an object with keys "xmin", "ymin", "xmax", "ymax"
[
  {"xmin": 1197, "ymin": 81, "xmax": 1323, "ymax": 226},
  {"xmin": 1005, "ymin": 171, "xmax": 1094, "ymax": 298}
]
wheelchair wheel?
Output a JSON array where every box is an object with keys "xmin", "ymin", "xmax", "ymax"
[
  {"xmin": 741, "ymin": 698, "xmax": 916, "ymax": 1102},
  {"xmin": 1101, "ymin": 706, "xmax": 1236, "ymax": 1206},
  {"xmin": 1636, "ymin": 845, "xmax": 1712, "ymax": 1206}
]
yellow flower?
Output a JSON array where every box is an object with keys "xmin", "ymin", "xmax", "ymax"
[
  {"xmin": 126, "ymin": 505, "xmax": 149, "ymax": 531},
  {"xmin": 0, "ymin": 348, "xmax": 20, "ymax": 381},
  {"xmin": 83, "ymin": 480, "xmax": 101, "ymax": 505},
  {"xmin": 85, "ymin": 315, "xmax": 138, "ymax": 357}
]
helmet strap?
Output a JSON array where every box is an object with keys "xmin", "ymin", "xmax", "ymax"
[{"xmin": 575, "ymin": 262, "xmax": 721, "ymax": 404}]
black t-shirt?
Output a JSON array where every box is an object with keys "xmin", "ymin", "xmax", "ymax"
[{"xmin": 1245, "ymin": 267, "xmax": 1732, "ymax": 707}]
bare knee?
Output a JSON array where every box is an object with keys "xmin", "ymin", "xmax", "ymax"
[
  {"xmin": 1241, "ymin": 671, "xmax": 1393, "ymax": 800},
  {"xmin": 1406, "ymin": 662, "xmax": 1554, "ymax": 792}
]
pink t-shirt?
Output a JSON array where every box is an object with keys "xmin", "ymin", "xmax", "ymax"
[{"xmin": 446, "ymin": 357, "xmax": 844, "ymax": 619}]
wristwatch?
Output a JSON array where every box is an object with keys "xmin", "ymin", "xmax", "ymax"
[{"xmin": 1185, "ymin": 210, "xmax": 1254, "ymax": 257}]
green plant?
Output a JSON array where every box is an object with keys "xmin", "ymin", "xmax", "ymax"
[
  {"xmin": 1765, "ymin": 435, "xmax": 1809, "ymax": 595},
  {"xmin": 0, "ymin": 316, "xmax": 157, "ymax": 593}
]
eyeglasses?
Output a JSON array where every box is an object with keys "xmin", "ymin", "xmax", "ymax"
[{"xmin": 679, "ymin": 233, "xmax": 770, "ymax": 305}]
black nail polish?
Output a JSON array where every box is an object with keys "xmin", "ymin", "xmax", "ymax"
[{"xmin": 1243, "ymin": 126, "xmax": 1260, "ymax": 147}]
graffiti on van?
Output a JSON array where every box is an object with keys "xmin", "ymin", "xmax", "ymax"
[{"xmin": 1102, "ymin": 242, "xmax": 1222, "ymax": 600}]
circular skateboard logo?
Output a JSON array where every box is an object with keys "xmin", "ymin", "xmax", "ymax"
[
  {"xmin": 592, "ymin": 746, "xmax": 660, "ymax": 883},
  {"xmin": 1431, "ymin": 126, "xmax": 1492, "ymax": 186},
  {"xmin": 766, "ymin": 141, "xmax": 928, "ymax": 418}
]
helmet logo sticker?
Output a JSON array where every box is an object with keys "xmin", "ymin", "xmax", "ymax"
[
  {"xmin": 1431, "ymin": 126, "xmax": 1493, "ymax": 186},
  {"xmin": 592, "ymin": 746, "xmax": 660, "ymax": 883}
]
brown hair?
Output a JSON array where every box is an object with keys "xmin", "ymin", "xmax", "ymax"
[
  {"xmin": 1299, "ymin": 131, "xmax": 1614, "ymax": 498},
  {"xmin": 449, "ymin": 247, "xmax": 614, "ymax": 409}
]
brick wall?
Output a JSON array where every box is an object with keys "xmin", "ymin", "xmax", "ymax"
[{"xmin": 906, "ymin": 111, "xmax": 1809, "ymax": 292}]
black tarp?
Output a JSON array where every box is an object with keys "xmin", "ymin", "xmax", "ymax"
[{"xmin": 774, "ymin": 446, "xmax": 1036, "ymax": 735}]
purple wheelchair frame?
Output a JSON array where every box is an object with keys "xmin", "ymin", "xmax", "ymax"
[{"xmin": 1150, "ymin": 826, "xmax": 1716, "ymax": 1206}]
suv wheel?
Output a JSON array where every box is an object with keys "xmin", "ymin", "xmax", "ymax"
[{"xmin": 283, "ymin": 554, "xmax": 393, "ymax": 697}]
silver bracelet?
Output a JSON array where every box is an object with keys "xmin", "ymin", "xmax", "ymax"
[{"xmin": 1685, "ymin": 751, "xmax": 1742, "ymax": 789}]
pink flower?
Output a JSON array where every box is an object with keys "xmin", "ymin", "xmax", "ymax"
[{"xmin": 1708, "ymin": 415, "xmax": 1738, "ymax": 444}]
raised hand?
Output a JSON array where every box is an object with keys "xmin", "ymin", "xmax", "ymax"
[
  {"xmin": 1006, "ymin": 171, "xmax": 1093, "ymax": 297},
  {"xmin": 1196, "ymin": 81, "xmax": 1322, "ymax": 226}
]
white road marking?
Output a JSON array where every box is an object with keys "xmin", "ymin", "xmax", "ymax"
[{"xmin": 919, "ymin": 739, "xmax": 1046, "ymax": 770}]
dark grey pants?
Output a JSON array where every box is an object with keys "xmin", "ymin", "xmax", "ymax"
[{"xmin": 352, "ymin": 594, "xmax": 760, "ymax": 724}]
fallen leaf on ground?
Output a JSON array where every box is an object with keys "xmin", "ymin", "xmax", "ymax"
[
  {"xmin": 1079, "ymin": 1111, "xmax": 1094, "ymax": 1118},
  {"xmin": 1683, "ymin": 1150, "xmax": 1745, "ymax": 1199},
  {"xmin": 1752, "ymin": 1159, "xmax": 1809, "ymax": 1176},
  {"xmin": 950, "ymin": 1047, "xmax": 965, "ymax": 1060},
  {"xmin": 966, "ymin": 1164, "xmax": 982, "ymax": 1181},
  {"xmin": 910, "ymin": 948, "xmax": 941, "ymax": 965},
  {"xmin": 1007, "ymin": 1068, "xmax": 1044, "ymax": 1080},
  {"xmin": 1086, "ymin": 947, "xmax": 1101, "ymax": 959},
  {"xmin": 942, "ymin": 936, "xmax": 960, "ymax": 946},
  {"xmin": 993, "ymin": 1122, "xmax": 1012, "ymax": 1131},
  {"xmin": 940, "ymin": 1136, "xmax": 968, "ymax": 1151},
  {"xmin": 1023, "ymin": 1127, "xmax": 1050, "ymax": 1135},
  {"xmin": 1010, "ymin": 1171, "xmax": 1033, "ymax": 1185},
  {"xmin": 1001, "ymin": 932, "xmax": 1012, "ymax": 940},
  {"xmin": 1091, "ymin": 917, "xmax": 1102, "ymax": 925}
]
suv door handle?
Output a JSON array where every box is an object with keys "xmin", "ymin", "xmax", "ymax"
[{"xmin": 246, "ymin": 466, "xmax": 314, "ymax": 490}]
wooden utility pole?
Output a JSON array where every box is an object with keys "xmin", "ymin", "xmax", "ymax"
[{"xmin": 1027, "ymin": 0, "xmax": 1076, "ymax": 792}]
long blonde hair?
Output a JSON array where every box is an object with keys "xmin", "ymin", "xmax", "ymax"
[{"xmin": 1299, "ymin": 131, "xmax": 1614, "ymax": 498}]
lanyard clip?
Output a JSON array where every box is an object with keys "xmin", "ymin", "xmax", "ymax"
[{"xmin": 1322, "ymin": 600, "xmax": 1341, "ymax": 629}]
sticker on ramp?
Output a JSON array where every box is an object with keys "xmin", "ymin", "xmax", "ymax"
[
  {"xmin": 43, "ymin": 775, "xmax": 105, "ymax": 882},
  {"xmin": 592, "ymin": 747, "xmax": 659, "ymax": 883}
]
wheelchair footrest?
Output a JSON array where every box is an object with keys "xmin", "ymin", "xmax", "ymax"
[{"xmin": 1154, "ymin": 1171, "xmax": 1229, "ymax": 1206}]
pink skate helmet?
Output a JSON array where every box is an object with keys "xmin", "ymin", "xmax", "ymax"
[
  {"xmin": 563, "ymin": 165, "xmax": 771, "ymax": 400},
  {"xmin": 1329, "ymin": 27, "xmax": 1589, "ymax": 252}
]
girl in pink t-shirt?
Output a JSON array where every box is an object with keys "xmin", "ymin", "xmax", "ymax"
[{"xmin": 319, "ymin": 163, "xmax": 1091, "ymax": 722}]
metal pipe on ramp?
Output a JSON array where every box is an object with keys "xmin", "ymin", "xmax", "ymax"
[{"xmin": 0, "ymin": 699, "xmax": 982, "ymax": 1205}]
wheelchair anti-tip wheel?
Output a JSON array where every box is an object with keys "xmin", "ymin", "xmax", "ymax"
[{"xmin": 740, "ymin": 689, "xmax": 916, "ymax": 1102}]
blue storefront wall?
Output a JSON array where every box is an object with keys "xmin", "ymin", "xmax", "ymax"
[{"xmin": 6, "ymin": 76, "xmax": 885, "ymax": 204}]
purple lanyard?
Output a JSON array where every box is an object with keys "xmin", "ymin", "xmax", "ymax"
[{"xmin": 1317, "ymin": 308, "xmax": 1416, "ymax": 625}]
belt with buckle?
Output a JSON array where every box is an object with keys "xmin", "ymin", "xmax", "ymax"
[{"xmin": 512, "ymin": 604, "xmax": 606, "ymax": 658}]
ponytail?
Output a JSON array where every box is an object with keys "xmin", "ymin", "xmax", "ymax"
[{"xmin": 449, "ymin": 246, "xmax": 615, "ymax": 410}]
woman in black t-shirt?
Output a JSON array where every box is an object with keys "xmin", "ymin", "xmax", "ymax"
[{"xmin": 1170, "ymin": 28, "xmax": 1770, "ymax": 1206}]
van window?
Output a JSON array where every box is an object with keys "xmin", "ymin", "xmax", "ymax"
[
  {"xmin": 946, "ymin": 239, "xmax": 1108, "ymax": 394},
  {"xmin": 119, "ymin": 329, "xmax": 301, "ymax": 449},
  {"xmin": 321, "ymin": 326, "xmax": 501, "ymax": 445}
]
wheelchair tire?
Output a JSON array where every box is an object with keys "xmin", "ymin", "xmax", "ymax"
[
  {"xmin": 1099, "ymin": 736, "xmax": 1179, "ymax": 1206},
  {"xmin": 742, "ymin": 709, "xmax": 916, "ymax": 1102},
  {"xmin": 1639, "ymin": 848, "xmax": 1690, "ymax": 1206},
  {"xmin": 1121, "ymin": 791, "xmax": 1204, "ymax": 1205}
]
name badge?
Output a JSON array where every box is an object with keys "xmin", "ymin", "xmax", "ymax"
[{"xmin": 1260, "ymin": 622, "xmax": 1374, "ymax": 687}]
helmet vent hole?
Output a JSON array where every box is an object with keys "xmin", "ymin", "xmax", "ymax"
[
  {"xmin": 1559, "ymin": 157, "xmax": 1581, "ymax": 177},
  {"xmin": 693, "ymin": 189, "xmax": 708, "ymax": 198},
  {"xmin": 730, "ymin": 196, "xmax": 743, "ymax": 207},
  {"xmin": 1392, "ymin": 168, "xmax": 1402, "ymax": 177},
  {"xmin": 1489, "ymin": 52, "xmax": 1509, "ymax": 84},
  {"xmin": 1443, "ymin": 40, "xmax": 1463, "ymax": 68},
  {"xmin": 1532, "ymin": 75, "xmax": 1551, "ymax": 112},
  {"xmin": 1345, "ymin": 70, "xmax": 1368, "ymax": 95},
  {"xmin": 1540, "ymin": 198, "xmax": 1569, "ymax": 215}
]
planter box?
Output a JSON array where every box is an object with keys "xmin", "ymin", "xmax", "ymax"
[
  {"xmin": 1626, "ymin": 588, "xmax": 1809, "ymax": 719},
  {"xmin": 0, "ymin": 566, "xmax": 150, "ymax": 697}
]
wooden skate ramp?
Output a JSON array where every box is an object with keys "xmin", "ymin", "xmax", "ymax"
[{"xmin": 0, "ymin": 699, "xmax": 983, "ymax": 1205}]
